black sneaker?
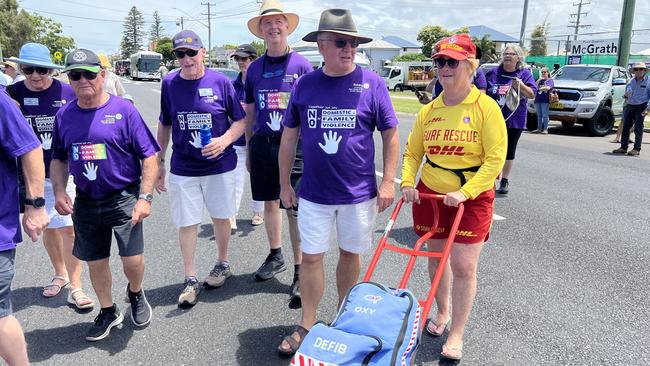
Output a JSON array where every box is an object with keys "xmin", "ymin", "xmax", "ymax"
[
  {"xmin": 127, "ymin": 284, "xmax": 152, "ymax": 327},
  {"xmin": 204, "ymin": 261, "xmax": 232, "ymax": 288},
  {"xmin": 85, "ymin": 304, "xmax": 123, "ymax": 342},
  {"xmin": 254, "ymin": 253, "xmax": 286, "ymax": 281},
  {"xmin": 497, "ymin": 180, "xmax": 509, "ymax": 194},
  {"xmin": 288, "ymin": 278, "xmax": 301, "ymax": 309}
]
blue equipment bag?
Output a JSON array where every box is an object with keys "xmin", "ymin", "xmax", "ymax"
[{"xmin": 291, "ymin": 282, "xmax": 421, "ymax": 366}]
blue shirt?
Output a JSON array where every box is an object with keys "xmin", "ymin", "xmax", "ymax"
[{"xmin": 626, "ymin": 75, "xmax": 650, "ymax": 106}]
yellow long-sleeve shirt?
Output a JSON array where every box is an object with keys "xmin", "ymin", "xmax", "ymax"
[{"xmin": 401, "ymin": 86, "xmax": 507, "ymax": 199}]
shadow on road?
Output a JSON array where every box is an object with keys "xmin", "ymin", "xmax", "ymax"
[
  {"xmin": 236, "ymin": 325, "xmax": 296, "ymax": 366},
  {"xmin": 198, "ymin": 220, "xmax": 259, "ymax": 241}
]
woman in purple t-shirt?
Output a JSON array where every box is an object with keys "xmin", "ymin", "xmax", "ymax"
[{"xmin": 532, "ymin": 67, "xmax": 555, "ymax": 134}]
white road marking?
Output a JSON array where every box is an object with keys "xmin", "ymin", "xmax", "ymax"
[{"xmin": 493, "ymin": 214, "xmax": 506, "ymax": 221}]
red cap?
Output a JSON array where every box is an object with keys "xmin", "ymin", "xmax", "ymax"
[{"xmin": 432, "ymin": 34, "xmax": 476, "ymax": 60}]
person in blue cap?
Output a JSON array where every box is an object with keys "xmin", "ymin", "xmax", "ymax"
[{"xmin": 6, "ymin": 43, "xmax": 94, "ymax": 310}]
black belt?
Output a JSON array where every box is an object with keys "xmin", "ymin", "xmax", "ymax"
[
  {"xmin": 425, "ymin": 156, "xmax": 481, "ymax": 186},
  {"xmin": 255, "ymin": 134, "xmax": 282, "ymax": 144}
]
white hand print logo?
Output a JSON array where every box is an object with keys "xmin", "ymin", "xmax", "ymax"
[
  {"xmin": 267, "ymin": 111, "xmax": 283, "ymax": 131},
  {"xmin": 40, "ymin": 133, "xmax": 52, "ymax": 150},
  {"xmin": 497, "ymin": 94, "xmax": 506, "ymax": 107},
  {"xmin": 189, "ymin": 131, "xmax": 202, "ymax": 148},
  {"xmin": 318, "ymin": 130, "xmax": 342, "ymax": 155},
  {"xmin": 83, "ymin": 162, "xmax": 98, "ymax": 181}
]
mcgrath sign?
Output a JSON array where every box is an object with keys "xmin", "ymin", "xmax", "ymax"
[{"xmin": 570, "ymin": 39, "xmax": 618, "ymax": 55}]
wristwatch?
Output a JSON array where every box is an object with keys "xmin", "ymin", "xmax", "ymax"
[
  {"xmin": 24, "ymin": 197, "xmax": 46, "ymax": 208},
  {"xmin": 138, "ymin": 193, "xmax": 154, "ymax": 203}
]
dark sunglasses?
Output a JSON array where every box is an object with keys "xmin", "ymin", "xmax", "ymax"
[
  {"xmin": 21, "ymin": 66, "xmax": 50, "ymax": 75},
  {"xmin": 322, "ymin": 38, "xmax": 360, "ymax": 49},
  {"xmin": 434, "ymin": 58, "xmax": 460, "ymax": 69},
  {"xmin": 633, "ymin": 68, "xmax": 646, "ymax": 72},
  {"xmin": 68, "ymin": 70, "xmax": 98, "ymax": 81},
  {"xmin": 174, "ymin": 49, "xmax": 199, "ymax": 59}
]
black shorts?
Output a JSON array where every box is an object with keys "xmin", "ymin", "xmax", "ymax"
[
  {"xmin": 506, "ymin": 128, "xmax": 523, "ymax": 160},
  {"xmin": 249, "ymin": 134, "xmax": 302, "ymax": 205},
  {"xmin": 72, "ymin": 183, "xmax": 144, "ymax": 261},
  {"xmin": 0, "ymin": 250, "xmax": 15, "ymax": 318}
]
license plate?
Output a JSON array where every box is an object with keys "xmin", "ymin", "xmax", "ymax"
[{"xmin": 550, "ymin": 102, "xmax": 564, "ymax": 109}]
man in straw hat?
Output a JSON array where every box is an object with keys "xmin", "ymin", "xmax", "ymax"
[
  {"xmin": 243, "ymin": 0, "xmax": 312, "ymax": 306},
  {"xmin": 612, "ymin": 61, "xmax": 650, "ymax": 156},
  {"xmin": 277, "ymin": 8, "xmax": 399, "ymax": 355}
]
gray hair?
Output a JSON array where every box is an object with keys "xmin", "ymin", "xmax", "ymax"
[{"xmin": 500, "ymin": 44, "xmax": 526, "ymax": 70}]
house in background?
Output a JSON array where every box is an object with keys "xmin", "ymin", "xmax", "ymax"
[
  {"xmin": 468, "ymin": 25, "xmax": 518, "ymax": 52},
  {"xmin": 290, "ymin": 39, "xmax": 402, "ymax": 72},
  {"xmin": 382, "ymin": 36, "xmax": 421, "ymax": 54}
]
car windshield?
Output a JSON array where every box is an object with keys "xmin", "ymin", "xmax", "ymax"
[
  {"xmin": 554, "ymin": 67, "xmax": 611, "ymax": 83},
  {"xmin": 138, "ymin": 58, "xmax": 160, "ymax": 73}
]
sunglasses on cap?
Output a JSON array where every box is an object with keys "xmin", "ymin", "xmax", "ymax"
[
  {"xmin": 321, "ymin": 38, "xmax": 360, "ymax": 49},
  {"xmin": 434, "ymin": 58, "xmax": 460, "ymax": 69},
  {"xmin": 21, "ymin": 66, "xmax": 50, "ymax": 75},
  {"xmin": 174, "ymin": 49, "xmax": 199, "ymax": 59},
  {"xmin": 68, "ymin": 70, "xmax": 98, "ymax": 81}
]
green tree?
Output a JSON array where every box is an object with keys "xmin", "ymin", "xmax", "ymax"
[
  {"xmin": 529, "ymin": 21, "xmax": 549, "ymax": 56},
  {"xmin": 149, "ymin": 11, "xmax": 164, "ymax": 48},
  {"xmin": 121, "ymin": 6, "xmax": 145, "ymax": 58},
  {"xmin": 416, "ymin": 26, "xmax": 469, "ymax": 57},
  {"xmin": 0, "ymin": 0, "xmax": 37, "ymax": 57},
  {"xmin": 30, "ymin": 14, "xmax": 75, "ymax": 57},
  {"xmin": 251, "ymin": 40, "xmax": 265, "ymax": 56},
  {"xmin": 155, "ymin": 36, "xmax": 174, "ymax": 62},
  {"xmin": 472, "ymin": 35, "xmax": 498, "ymax": 63},
  {"xmin": 393, "ymin": 53, "xmax": 426, "ymax": 62}
]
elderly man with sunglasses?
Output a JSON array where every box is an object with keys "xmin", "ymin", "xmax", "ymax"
[
  {"xmin": 50, "ymin": 49, "xmax": 160, "ymax": 341},
  {"xmin": 155, "ymin": 30, "xmax": 247, "ymax": 308},
  {"xmin": 277, "ymin": 8, "xmax": 399, "ymax": 355},
  {"xmin": 6, "ymin": 42, "xmax": 93, "ymax": 310},
  {"xmin": 613, "ymin": 62, "xmax": 650, "ymax": 156}
]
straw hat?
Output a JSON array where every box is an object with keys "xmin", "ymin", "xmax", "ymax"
[{"xmin": 247, "ymin": 0, "xmax": 299, "ymax": 39}]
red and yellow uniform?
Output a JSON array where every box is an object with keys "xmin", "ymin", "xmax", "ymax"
[{"xmin": 401, "ymin": 86, "xmax": 507, "ymax": 243}]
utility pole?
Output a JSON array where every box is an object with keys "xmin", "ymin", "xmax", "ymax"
[
  {"xmin": 519, "ymin": 0, "xmax": 529, "ymax": 47},
  {"xmin": 0, "ymin": 23, "xmax": 4, "ymax": 61},
  {"xmin": 617, "ymin": 0, "xmax": 636, "ymax": 67},
  {"xmin": 176, "ymin": 16, "xmax": 184, "ymax": 30},
  {"xmin": 201, "ymin": 2, "xmax": 215, "ymax": 66},
  {"xmin": 569, "ymin": 0, "xmax": 591, "ymax": 41}
]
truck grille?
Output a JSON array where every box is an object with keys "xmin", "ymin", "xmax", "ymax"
[{"xmin": 556, "ymin": 89, "xmax": 582, "ymax": 101}]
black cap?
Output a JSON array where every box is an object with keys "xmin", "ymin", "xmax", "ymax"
[
  {"xmin": 63, "ymin": 49, "xmax": 101, "ymax": 73},
  {"xmin": 231, "ymin": 44, "xmax": 258, "ymax": 58}
]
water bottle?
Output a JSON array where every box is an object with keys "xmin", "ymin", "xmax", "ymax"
[{"xmin": 200, "ymin": 124, "xmax": 212, "ymax": 147}]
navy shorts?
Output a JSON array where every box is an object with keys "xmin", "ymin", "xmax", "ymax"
[
  {"xmin": 0, "ymin": 249, "xmax": 16, "ymax": 318},
  {"xmin": 249, "ymin": 134, "xmax": 302, "ymax": 205},
  {"xmin": 72, "ymin": 183, "xmax": 144, "ymax": 261}
]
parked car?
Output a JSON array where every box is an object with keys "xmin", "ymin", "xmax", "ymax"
[
  {"xmin": 526, "ymin": 64, "xmax": 629, "ymax": 136},
  {"xmin": 382, "ymin": 61, "xmax": 433, "ymax": 91}
]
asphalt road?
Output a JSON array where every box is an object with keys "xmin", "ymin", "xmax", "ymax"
[{"xmin": 11, "ymin": 76, "xmax": 650, "ymax": 365}]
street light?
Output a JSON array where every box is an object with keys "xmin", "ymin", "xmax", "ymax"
[{"xmin": 172, "ymin": 7, "xmax": 212, "ymax": 65}]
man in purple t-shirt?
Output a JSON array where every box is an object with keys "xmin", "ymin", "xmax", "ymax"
[
  {"xmin": 277, "ymin": 9, "xmax": 400, "ymax": 355},
  {"xmin": 7, "ymin": 42, "xmax": 93, "ymax": 310},
  {"xmin": 156, "ymin": 30, "xmax": 246, "ymax": 308},
  {"xmin": 0, "ymin": 89, "xmax": 50, "ymax": 366},
  {"xmin": 244, "ymin": 0, "xmax": 312, "ymax": 305},
  {"xmin": 50, "ymin": 49, "xmax": 160, "ymax": 342}
]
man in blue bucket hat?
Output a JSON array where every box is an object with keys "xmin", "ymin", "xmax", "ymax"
[{"xmin": 6, "ymin": 43, "xmax": 94, "ymax": 311}]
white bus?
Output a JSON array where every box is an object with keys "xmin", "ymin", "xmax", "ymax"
[{"xmin": 129, "ymin": 51, "xmax": 163, "ymax": 81}]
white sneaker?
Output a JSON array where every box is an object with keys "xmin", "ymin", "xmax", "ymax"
[{"xmin": 229, "ymin": 216, "xmax": 237, "ymax": 231}]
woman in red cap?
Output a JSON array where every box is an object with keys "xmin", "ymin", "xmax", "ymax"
[{"xmin": 401, "ymin": 34, "xmax": 507, "ymax": 361}]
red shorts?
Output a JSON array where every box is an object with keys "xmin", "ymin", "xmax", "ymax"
[{"xmin": 412, "ymin": 181, "xmax": 495, "ymax": 244}]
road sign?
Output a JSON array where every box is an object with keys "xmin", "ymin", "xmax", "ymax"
[{"xmin": 54, "ymin": 51, "xmax": 62, "ymax": 60}]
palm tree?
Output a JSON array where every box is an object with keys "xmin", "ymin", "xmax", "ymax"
[{"xmin": 472, "ymin": 35, "xmax": 498, "ymax": 63}]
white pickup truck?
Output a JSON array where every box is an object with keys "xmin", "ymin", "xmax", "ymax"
[{"xmin": 527, "ymin": 64, "xmax": 630, "ymax": 136}]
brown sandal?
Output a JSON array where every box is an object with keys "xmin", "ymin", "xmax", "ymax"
[{"xmin": 278, "ymin": 325, "xmax": 309, "ymax": 356}]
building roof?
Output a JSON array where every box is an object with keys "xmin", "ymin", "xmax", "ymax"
[
  {"xmin": 382, "ymin": 36, "xmax": 419, "ymax": 48},
  {"xmin": 469, "ymin": 25, "xmax": 518, "ymax": 43}
]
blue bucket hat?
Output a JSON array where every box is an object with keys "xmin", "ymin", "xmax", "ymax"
[{"xmin": 6, "ymin": 43, "xmax": 62, "ymax": 69}]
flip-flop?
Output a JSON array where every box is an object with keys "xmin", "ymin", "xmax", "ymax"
[
  {"xmin": 42, "ymin": 275, "xmax": 69, "ymax": 297},
  {"xmin": 425, "ymin": 318, "xmax": 448, "ymax": 337},
  {"xmin": 278, "ymin": 325, "xmax": 309, "ymax": 356},
  {"xmin": 441, "ymin": 343, "xmax": 463, "ymax": 360},
  {"xmin": 67, "ymin": 288, "xmax": 95, "ymax": 310}
]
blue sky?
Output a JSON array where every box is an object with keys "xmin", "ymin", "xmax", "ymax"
[{"xmin": 18, "ymin": 0, "xmax": 650, "ymax": 55}]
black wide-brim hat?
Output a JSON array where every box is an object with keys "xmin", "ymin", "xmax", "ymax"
[{"xmin": 302, "ymin": 9, "xmax": 372, "ymax": 44}]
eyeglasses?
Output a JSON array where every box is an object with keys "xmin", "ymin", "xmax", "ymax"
[
  {"xmin": 174, "ymin": 49, "xmax": 199, "ymax": 59},
  {"xmin": 434, "ymin": 57, "xmax": 460, "ymax": 69},
  {"xmin": 503, "ymin": 52, "xmax": 518, "ymax": 56},
  {"xmin": 541, "ymin": 71, "xmax": 549, "ymax": 74},
  {"xmin": 233, "ymin": 56, "xmax": 252, "ymax": 62},
  {"xmin": 68, "ymin": 70, "xmax": 98, "ymax": 81},
  {"xmin": 321, "ymin": 38, "xmax": 360, "ymax": 49},
  {"xmin": 21, "ymin": 66, "xmax": 50, "ymax": 75}
]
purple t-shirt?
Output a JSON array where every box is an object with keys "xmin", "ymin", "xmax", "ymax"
[
  {"xmin": 0, "ymin": 90, "xmax": 41, "ymax": 250},
  {"xmin": 433, "ymin": 68, "xmax": 487, "ymax": 97},
  {"xmin": 284, "ymin": 67, "xmax": 398, "ymax": 205},
  {"xmin": 52, "ymin": 95, "xmax": 160, "ymax": 199},
  {"xmin": 244, "ymin": 51, "xmax": 312, "ymax": 136},
  {"xmin": 160, "ymin": 69, "xmax": 245, "ymax": 176},
  {"xmin": 485, "ymin": 65, "xmax": 537, "ymax": 129},
  {"xmin": 232, "ymin": 73, "xmax": 246, "ymax": 147},
  {"xmin": 534, "ymin": 78, "xmax": 555, "ymax": 104},
  {"xmin": 8, "ymin": 80, "xmax": 76, "ymax": 178}
]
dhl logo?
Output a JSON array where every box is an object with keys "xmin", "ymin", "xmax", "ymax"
[
  {"xmin": 427, "ymin": 145, "xmax": 465, "ymax": 156},
  {"xmin": 415, "ymin": 226, "xmax": 477, "ymax": 237},
  {"xmin": 427, "ymin": 117, "xmax": 446, "ymax": 125}
]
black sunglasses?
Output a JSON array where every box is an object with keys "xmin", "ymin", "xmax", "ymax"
[
  {"xmin": 322, "ymin": 38, "xmax": 360, "ymax": 49},
  {"xmin": 174, "ymin": 49, "xmax": 199, "ymax": 59},
  {"xmin": 21, "ymin": 66, "xmax": 50, "ymax": 75},
  {"xmin": 633, "ymin": 68, "xmax": 646, "ymax": 72},
  {"xmin": 68, "ymin": 70, "xmax": 98, "ymax": 81},
  {"xmin": 434, "ymin": 58, "xmax": 460, "ymax": 69}
]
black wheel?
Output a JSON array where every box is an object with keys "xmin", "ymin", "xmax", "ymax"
[
  {"xmin": 526, "ymin": 112, "xmax": 537, "ymax": 131},
  {"xmin": 393, "ymin": 85, "xmax": 403, "ymax": 92},
  {"xmin": 585, "ymin": 106, "xmax": 614, "ymax": 137},
  {"xmin": 561, "ymin": 121, "xmax": 575, "ymax": 129}
]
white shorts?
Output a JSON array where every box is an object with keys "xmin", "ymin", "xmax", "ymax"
[
  {"xmin": 168, "ymin": 171, "xmax": 236, "ymax": 227},
  {"xmin": 45, "ymin": 177, "xmax": 75, "ymax": 229},
  {"xmin": 298, "ymin": 198, "xmax": 377, "ymax": 255}
]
